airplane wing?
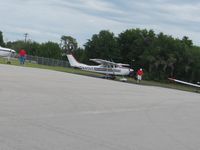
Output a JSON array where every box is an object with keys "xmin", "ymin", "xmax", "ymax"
[
  {"xmin": 90, "ymin": 59, "xmax": 117, "ymax": 66},
  {"xmin": 117, "ymin": 63, "xmax": 130, "ymax": 67},
  {"xmin": 168, "ymin": 78, "xmax": 200, "ymax": 88},
  {"xmin": 90, "ymin": 59, "xmax": 131, "ymax": 67}
]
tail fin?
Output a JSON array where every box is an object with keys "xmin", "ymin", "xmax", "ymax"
[{"xmin": 67, "ymin": 54, "xmax": 80, "ymax": 67}]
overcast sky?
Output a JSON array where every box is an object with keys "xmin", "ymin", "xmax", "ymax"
[{"xmin": 1, "ymin": 0, "xmax": 200, "ymax": 47}]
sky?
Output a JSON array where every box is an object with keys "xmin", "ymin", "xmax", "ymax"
[{"xmin": 1, "ymin": 0, "xmax": 200, "ymax": 47}]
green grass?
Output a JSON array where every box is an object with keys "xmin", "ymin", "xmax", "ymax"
[{"xmin": 1, "ymin": 57, "xmax": 199, "ymax": 94}]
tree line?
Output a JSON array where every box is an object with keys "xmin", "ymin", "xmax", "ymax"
[{"xmin": 0, "ymin": 29, "xmax": 200, "ymax": 83}]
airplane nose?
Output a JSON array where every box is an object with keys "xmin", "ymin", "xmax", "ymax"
[{"xmin": 11, "ymin": 49, "xmax": 16, "ymax": 53}]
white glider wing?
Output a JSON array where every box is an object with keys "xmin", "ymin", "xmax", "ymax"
[{"xmin": 169, "ymin": 78, "xmax": 200, "ymax": 88}]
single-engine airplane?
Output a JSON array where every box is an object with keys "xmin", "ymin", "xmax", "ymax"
[
  {"xmin": 67, "ymin": 54, "xmax": 133, "ymax": 80},
  {"xmin": 168, "ymin": 78, "xmax": 200, "ymax": 88},
  {"xmin": 0, "ymin": 46, "xmax": 16, "ymax": 63}
]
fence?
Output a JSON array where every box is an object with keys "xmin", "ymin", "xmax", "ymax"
[{"xmin": 24, "ymin": 55, "xmax": 70, "ymax": 67}]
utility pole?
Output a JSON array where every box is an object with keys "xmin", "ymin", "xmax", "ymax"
[{"xmin": 24, "ymin": 33, "xmax": 28, "ymax": 43}]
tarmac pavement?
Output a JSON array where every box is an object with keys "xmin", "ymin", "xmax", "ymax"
[{"xmin": 0, "ymin": 64, "xmax": 200, "ymax": 150}]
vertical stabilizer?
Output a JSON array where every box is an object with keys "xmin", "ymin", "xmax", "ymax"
[{"xmin": 67, "ymin": 54, "xmax": 81, "ymax": 67}]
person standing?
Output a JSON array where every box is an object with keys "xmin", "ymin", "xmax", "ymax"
[
  {"xmin": 19, "ymin": 49, "xmax": 27, "ymax": 65},
  {"xmin": 137, "ymin": 68, "xmax": 144, "ymax": 83}
]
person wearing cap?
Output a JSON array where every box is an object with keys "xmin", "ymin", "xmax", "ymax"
[{"xmin": 137, "ymin": 68, "xmax": 144, "ymax": 83}]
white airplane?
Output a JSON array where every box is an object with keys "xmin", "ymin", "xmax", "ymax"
[
  {"xmin": 168, "ymin": 78, "xmax": 200, "ymax": 88},
  {"xmin": 0, "ymin": 46, "xmax": 16, "ymax": 63},
  {"xmin": 67, "ymin": 54, "xmax": 133, "ymax": 78}
]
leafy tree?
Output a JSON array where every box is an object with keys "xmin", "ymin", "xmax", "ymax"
[
  {"xmin": 0, "ymin": 31, "xmax": 5, "ymax": 47},
  {"xmin": 6, "ymin": 40, "xmax": 26, "ymax": 53},
  {"xmin": 28, "ymin": 42, "xmax": 40, "ymax": 56},
  {"xmin": 84, "ymin": 30, "xmax": 120, "ymax": 63},
  {"xmin": 182, "ymin": 36, "xmax": 193, "ymax": 48},
  {"xmin": 6, "ymin": 40, "xmax": 37, "ymax": 55},
  {"xmin": 118, "ymin": 29, "xmax": 156, "ymax": 72},
  {"xmin": 6, "ymin": 40, "xmax": 62, "ymax": 59},
  {"xmin": 60, "ymin": 35, "xmax": 78, "ymax": 53},
  {"xmin": 38, "ymin": 42, "xmax": 62, "ymax": 59},
  {"xmin": 73, "ymin": 47, "xmax": 86, "ymax": 62}
]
